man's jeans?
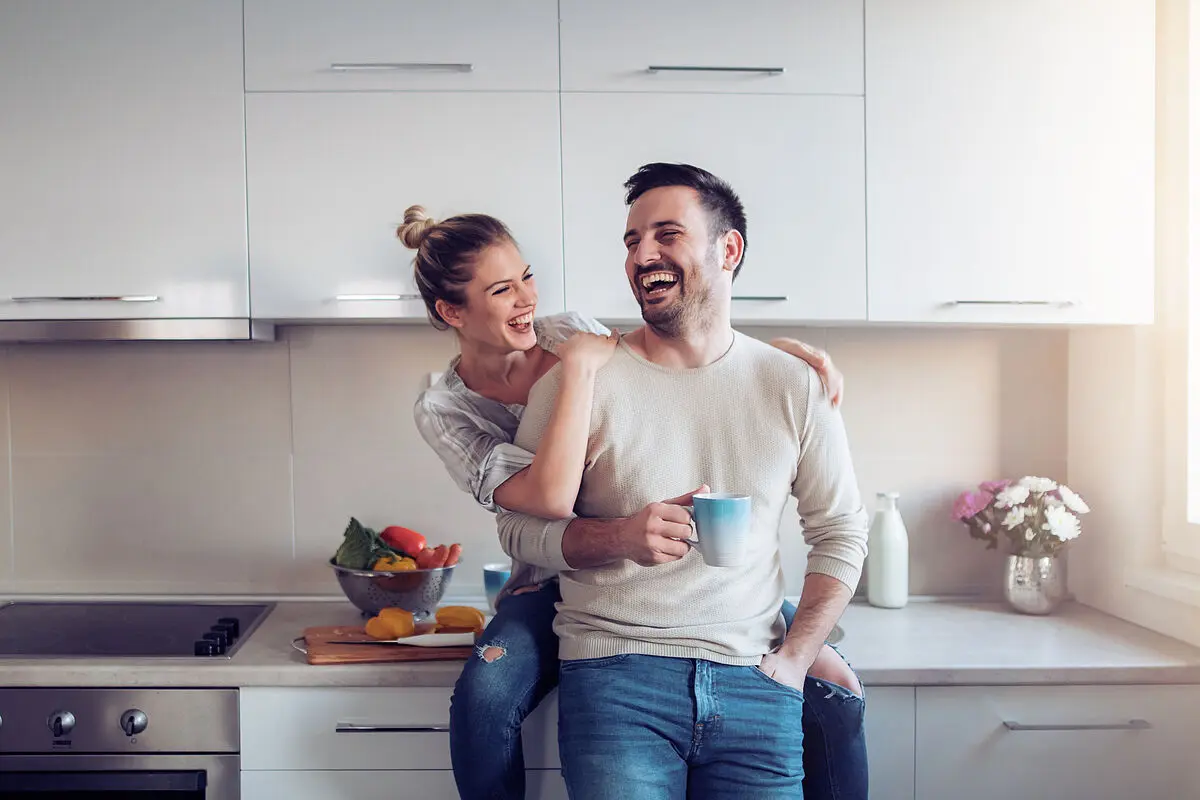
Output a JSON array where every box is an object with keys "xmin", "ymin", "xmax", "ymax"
[{"xmin": 559, "ymin": 653, "xmax": 807, "ymax": 799}]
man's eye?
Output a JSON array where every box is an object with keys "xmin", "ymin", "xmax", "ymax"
[
  {"xmin": 625, "ymin": 239, "xmax": 638, "ymax": 250},
  {"xmin": 661, "ymin": 231, "xmax": 679, "ymax": 240}
]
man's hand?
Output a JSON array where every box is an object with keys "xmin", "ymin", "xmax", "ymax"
[
  {"xmin": 618, "ymin": 484, "xmax": 710, "ymax": 566},
  {"xmin": 758, "ymin": 640, "xmax": 817, "ymax": 693}
]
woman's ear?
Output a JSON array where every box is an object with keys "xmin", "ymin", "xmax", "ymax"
[{"xmin": 435, "ymin": 298, "xmax": 465, "ymax": 329}]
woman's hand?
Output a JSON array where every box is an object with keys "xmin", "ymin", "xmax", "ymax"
[
  {"xmin": 769, "ymin": 338, "xmax": 844, "ymax": 408},
  {"xmin": 557, "ymin": 330, "xmax": 620, "ymax": 375}
]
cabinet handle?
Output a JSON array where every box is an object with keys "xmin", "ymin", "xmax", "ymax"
[
  {"xmin": 1002, "ymin": 719, "xmax": 1152, "ymax": 732},
  {"xmin": 732, "ymin": 295, "xmax": 789, "ymax": 302},
  {"xmin": 944, "ymin": 299, "xmax": 1076, "ymax": 307},
  {"xmin": 330, "ymin": 62, "xmax": 473, "ymax": 73},
  {"xmin": 334, "ymin": 293, "xmax": 422, "ymax": 302},
  {"xmin": 8, "ymin": 295, "xmax": 160, "ymax": 303},
  {"xmin": 647, "ymin": 65, "xmax": 786, "ymax": 75},
  {"xmin": 335, "ymin": 723, "xmax": 450, "ymax": 734}
]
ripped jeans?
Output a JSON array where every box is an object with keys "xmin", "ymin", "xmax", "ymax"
[{"xmin": 447, "ymin": 580, "xmax": 867, "ymax": 800}]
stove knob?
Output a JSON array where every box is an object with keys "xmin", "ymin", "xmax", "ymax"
[
  {"xmin": 194, "ymin": 640, "xmax": 220, "ymax": 657},
  {"xmin": 205, "ymin": 628, "xmax": 230, "ymax": 648},
  {"xmin": 217, "ymin": 617, "xmax": 240, "ymax": 638},
  {"xmin": 0, "ymin": 712, "xmax": 4, "ymax": 730},
  {"xmin": 202, "ymin": 632, "xmax": 228, "ymax": 654},
  {"xmin": 120, "ymin": 709, "xmax": 148, "ymax": 737},
  {"xmin": 213, "ymin": 621, "xmax": 238, "ymax": 641},
  {"xmin": 48, "ymin": 710, "xmax": 75, "ymax": 737}
]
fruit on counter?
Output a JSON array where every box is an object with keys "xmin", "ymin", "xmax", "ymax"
[
  {"xmin": 445, "ymin": 543, "xmax": 462, "ymax": 567},
  {"xmin": 365, "ymin": 607, "xmax": 416, "ymax": 640},
  {"xmin": 372, "ymin": 555, "xmax": 417, "ymax": 572},
  {"xmin": 380, "ymin": 525, "xmax": 427, "ymax": 557},
  {"xmin": 435, "ymin": 606, "xmax": 486, "ymax": 634}
]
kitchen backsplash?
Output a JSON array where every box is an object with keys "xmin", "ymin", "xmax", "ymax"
[{"xmin": 0, "ymin": 324, "xmax": 1066, "ymax": 600}]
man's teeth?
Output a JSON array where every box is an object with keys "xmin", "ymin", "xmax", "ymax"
[
  {"xmin": 640, "ymin": 272, "xmax": 679, "ymax": 290},
  {"xmin": 508, "ymin": 312, "xmax": 534, "ymax": 327}
]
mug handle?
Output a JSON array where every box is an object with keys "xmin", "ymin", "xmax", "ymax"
[{"xmin": 679, "ymin": 505, "xmax": 699, "ymax": 549}]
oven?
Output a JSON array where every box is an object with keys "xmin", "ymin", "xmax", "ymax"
[{"xmin": 0, "ymin": 689, "xmax": 240, "ymax": 799}]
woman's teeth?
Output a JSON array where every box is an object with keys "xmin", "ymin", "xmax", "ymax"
[{"xmin": 508, "ymin": 312, "xmax": 534, "ymax": 329}]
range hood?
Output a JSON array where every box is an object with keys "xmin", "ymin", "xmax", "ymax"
[{"xmin": 0, "ymin": 318, "xmax": 275, "ymax": 343}]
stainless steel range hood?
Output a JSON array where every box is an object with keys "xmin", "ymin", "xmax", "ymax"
[{"xmin": 0, "ymin": 318, "xmax": 275, "ymax": 343}]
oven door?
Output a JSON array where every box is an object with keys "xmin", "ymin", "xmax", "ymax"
[{"xmin": 0, "ymin": 754, "xmax": 239, "ymax": 799}]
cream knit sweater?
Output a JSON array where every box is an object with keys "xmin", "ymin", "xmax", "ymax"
[{"xmin": 496, "ymin": 332, "xmax": 869, "ymax": 665}]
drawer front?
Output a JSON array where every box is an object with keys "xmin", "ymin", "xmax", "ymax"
[
  {"xmin": 915, "ymin": 685, "xmax": 1200, "ymax": 800},
  {"xmin": 560, "ymin": 0, "xmax": 862, "ymax": 94},
  {"xmin": 245, "ymin": 0, "xmax": 559, "ymax": 91},
  {"xmin": 241, "ymin": 770, "xmax": 566, "ymax": 800},
  {"xmin": 240, "ymin": 688, "xmax": 454, "ymax": 770}
]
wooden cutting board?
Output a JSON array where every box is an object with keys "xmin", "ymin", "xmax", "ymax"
[{"xmin": 301, "ymin": 624, "xmax": 476, "ymax": 665}]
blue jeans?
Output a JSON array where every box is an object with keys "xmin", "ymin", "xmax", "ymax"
[{"xmin": 448, "ymin": 581, "xmax": 867, "ymax": 799}]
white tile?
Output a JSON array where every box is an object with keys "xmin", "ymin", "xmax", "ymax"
[
  {"xmin": 8, "ymin": 341, "xmax": 291, "ymax": 456},
  {"xmin": 9, "ymin": 453, "xmax": 294, "ymax": 593}
]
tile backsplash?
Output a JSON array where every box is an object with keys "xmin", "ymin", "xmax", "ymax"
[{"xmin": 0, "ymin": 324, "xmax": 1066, "ymax": 600}]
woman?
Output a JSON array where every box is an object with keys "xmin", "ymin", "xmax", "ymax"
[{"xmin": 405, "ymin": 206, "xmax": 867, "ymax": 799}]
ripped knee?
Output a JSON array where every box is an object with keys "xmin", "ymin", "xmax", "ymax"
[
  {"xmin": 808, "ymin": 643, "xmax": 863, "ymax": 698},
  {"xmin": 477, "ymin": 644, "xmax": 506, "ymax": 663}
]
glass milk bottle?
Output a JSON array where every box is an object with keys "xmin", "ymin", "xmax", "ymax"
[{"xmin": 867, "ymin": 491, "xmax": 909, "ymax": 608}]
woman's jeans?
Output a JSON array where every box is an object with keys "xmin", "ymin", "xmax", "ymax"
[{"xmin": 448, "ymin": 581, "xmax": 867, "ymax": 799}]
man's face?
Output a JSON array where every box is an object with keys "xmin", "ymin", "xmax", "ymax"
[{"xmin": 622, "ymin": 186, "xmax": 724, "ymax": 337}]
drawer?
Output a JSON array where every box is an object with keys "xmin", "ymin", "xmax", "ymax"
[
  {"xmin": 241, "ymin": 770, "xmax": 566, "ymax": 800},
  {"xmin": 244, "ymin": 0, "xmax": 558, "ymax": 91},
  {"xmin": 560, "ymin": 0, "xmax": 862, "ymax": 94},
  {"xmin": 240, "ymin": 688, "xmax": 560, "ymax": 771},
  {"xmin": 915, "ymin": 685, "xmax": 1200, "ymax": 800}
]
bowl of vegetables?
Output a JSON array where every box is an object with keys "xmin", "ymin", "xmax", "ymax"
[{"xmin": 330, "ymin": 517, "xmax": 462, "ymax": 618}]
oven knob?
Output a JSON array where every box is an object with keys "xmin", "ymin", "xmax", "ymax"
[
  {"xmin": 48, "ymin": 710, "xmax": 75, "ymax": 737},
  {"xmin": 120, "ymin": 709, "xmax": 148, "ymax": 737}
]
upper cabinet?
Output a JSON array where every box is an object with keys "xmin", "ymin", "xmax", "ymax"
[
  {"xmin": 0, "ymin": 0, "xmax": 248, "ymax": 320},
  {"xmin": 561, "ymin": 94, "xmax": 866, "ymax": 323},
  {"xmin": 865, "ymin": 0, "xmax": 1157, "ymax": 324},
  {"xmin": 244, "ymin": 0, "xmax": 559, "ymax": 92},
  {"xmin": 559, "ymin": 0, "xmax": 863, "ymax": 95},
  {"xmin": 246, "ymin": 92, "xmax": 564, "ymax": 321}
]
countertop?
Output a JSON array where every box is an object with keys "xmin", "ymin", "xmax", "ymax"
[{"xmin": 1, "ymin": 599, "xmax": 1199, "ymax": 688}]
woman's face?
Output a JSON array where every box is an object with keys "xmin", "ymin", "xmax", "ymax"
[{"xmin": 444, "ymin": 240, "xmax": 539, "ymax": 353}]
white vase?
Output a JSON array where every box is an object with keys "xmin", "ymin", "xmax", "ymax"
[{"xmin": 867, "ymin": 491, "xmax": 909, "ymax": 608}]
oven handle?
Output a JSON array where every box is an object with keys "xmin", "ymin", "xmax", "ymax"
[
  {"xmin": 0, "ymin": 770, "xmax": 205, "ymax": 792},
  {"xmin": 336, "ymin": 722, "xmax": 450, "ymax": 733}
]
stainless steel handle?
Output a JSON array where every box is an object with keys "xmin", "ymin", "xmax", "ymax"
[
  {"xmin": 9, "ymin": 295, "xmax": 160, "ymax": 303},
  {"xmin": 335, "ymin": 293, "xmax": 422, "ymax": 301},
  {"xmin": 1003, "ymin": 719, "xmax": 1152, "ymax": 732},
  {"xmin": 944, "ymin": 299, "xmax": 1076, "ymax": 307},
  {"xmin": 330, "ymin": 62, "xmax": 473, "ymax": 73},
  {"xmin": 733, "ymin": 295, "xmax": 789, "ymax": 302},
  {"xmin": 647, "ymin": 65, "xmax": 785, "ymax": 75},
  {"xmin": 336, "ymin": 723, "xmax": 450, "ymax": 734}
]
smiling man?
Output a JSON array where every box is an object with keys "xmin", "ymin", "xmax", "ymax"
[{"xmin": 495, "ymin": 163, "xmax": 869, "ymax": 799}]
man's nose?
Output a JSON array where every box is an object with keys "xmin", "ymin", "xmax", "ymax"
[{"xmin": 634, "ymin": 237, "xmax": 661, "ymax": 266}]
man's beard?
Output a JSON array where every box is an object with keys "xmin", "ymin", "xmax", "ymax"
[{"xmin": 637, "ymin": 250, "xmax": 719, "ymax": 338}]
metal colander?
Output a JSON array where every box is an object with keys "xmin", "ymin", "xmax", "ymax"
[{"xmin": 329, "ymin": 560, "xmax": 456, "ymax": 619}]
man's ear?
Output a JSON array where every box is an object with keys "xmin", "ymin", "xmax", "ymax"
[
  {"xmin": 721, "ymin": 229, "xmax": 745, "ymax": 274},
  {"xmin": 436, "ymin": 298, "xmax": 465, "ymax": 329}
]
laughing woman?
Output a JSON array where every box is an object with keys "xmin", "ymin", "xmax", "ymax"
[{"xmin": 405, "ymin": 206, "xmax": 867, "ymax": 800}]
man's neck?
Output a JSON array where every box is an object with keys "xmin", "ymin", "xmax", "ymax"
[{"xmin": 627, "ymin": 323, "xmax": 736, "ymax": 369}]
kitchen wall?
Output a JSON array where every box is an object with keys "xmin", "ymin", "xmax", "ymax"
[{"xmin": 0, "ymin": 324, "xmax": 1066, "ymax": 600}]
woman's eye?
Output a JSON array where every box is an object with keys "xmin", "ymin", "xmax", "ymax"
[
  {"xmin": 523, "ymin": 271, "xmax": 534, "ymax": 281},
  {"xmin": 492, "ymin": 286, "xmax": 509, "ymax": 296}
]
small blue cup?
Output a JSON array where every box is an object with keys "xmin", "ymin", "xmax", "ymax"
[
  {"xmin": 483, "ymin": 562, "xmax": 511, "ymax": 613},
  {"xmin": 688, "ymin": 493, "xmax": 752, "ymax": 567}
]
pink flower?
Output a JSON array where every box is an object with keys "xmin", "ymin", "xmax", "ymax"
[
  {"xmin": 952, "ymin": 490, "xmax": 994, "ymax": 521},
  {"xmin": 979, "ymin": 480, "xmax": 1010, "ymax": 494}
]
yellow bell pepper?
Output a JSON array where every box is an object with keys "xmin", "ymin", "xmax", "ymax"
[
  {"xmin": 372, "ymin": 555, "xmax": 417, "ymax": 572},
  {"xmin": 435, "ymin": 606, "xmax": 486, "ymax": 634}
]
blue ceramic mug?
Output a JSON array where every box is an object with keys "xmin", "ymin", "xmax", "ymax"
[
  {"xmin": 686, "ymin": 492, "xmax": 752, "ymax": 567},
  {"xmin": 482, "ymin": 562, "xmax": 511, "ymax": 613}
]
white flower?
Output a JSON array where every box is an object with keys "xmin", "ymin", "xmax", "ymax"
[
  {"xmin": 1002, "ymin": 508, "xmax": 1026, "ymax": 530},
  {"xmin": 1025, "ymin": 529, "xmax": 1035, "ymax": 541},
  {"xmin": 1058, "ymin": 486, "xmax": 1090, "ymax": 514},
  {"xmin": 1045, "ymin": 506, "xmax": 1081, "ymax": 541},
  {"xmin": 1020, "ymin": 476, "xmax": 1058, "ymax": 494},
  {"xmin": 995, "ymin": 484, "xmax": 1030, "ymax": 508}
]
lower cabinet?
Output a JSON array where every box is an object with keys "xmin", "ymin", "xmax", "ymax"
[
  {"xmin": 863, "ymin": 687, "xmax": 916, "ymax": 800},
  {"xmin": 915, "ymin": 685, "xmax": 1200, "ymax": 800},
  {"xmin": 240, "ymin": 769, "xmax": 567, "ymax": 799}
]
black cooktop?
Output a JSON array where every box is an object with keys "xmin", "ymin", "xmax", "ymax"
[{"xmin": 0, "ymin": 601, "xmax": 273, "ymax": 658}]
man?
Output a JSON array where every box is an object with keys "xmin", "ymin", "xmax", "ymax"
[{"xmin": 496, "ymin": 163, "xmax": 869, "ymax": 798}]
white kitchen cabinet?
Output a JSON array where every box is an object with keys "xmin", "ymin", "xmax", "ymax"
[
  {"xmin": 0, "ymin": 0, "xmax": 249, "ymax": 320},
  {"xmin": 246, "ymin": 92, "xmax": 564, "ymax": 321},
  {"xmin": 915, "ymin": 685, "xmax": 1200, "ymax": 800},
  {"xmin": 244, "ymin": 0, "xmax": 558, "ymax": 92},
  {"xmin": 560, "ymin": 0, "xmax": 862, "ymax": 95},
  {"xmin": 865, "ymin": 0, "xmax": 1156, "ymax": 324},
  {"xmin": 560, "ymin": 93, "xmax": 866, "ymax": 323},
  {"xmin": 863, "ymin": 687, "xmax": 916, "ymax": 800},
  {"xmin": 240, "ymin": 770, "xmax": 566, "ymax": 800}
]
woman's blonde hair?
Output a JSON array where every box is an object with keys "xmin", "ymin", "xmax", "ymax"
[{"xmin": 397, "ymin": 205, "xmax": 516, "ymax": 330}]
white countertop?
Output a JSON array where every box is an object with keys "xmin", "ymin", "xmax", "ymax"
[{"xmin": 0, "ymin": 599, "xmax": 1198, "ymax": 688}]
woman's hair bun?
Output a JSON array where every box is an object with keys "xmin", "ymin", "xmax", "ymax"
[{"xmin": 397, "ymin": 205, "xmax": 438, "ymax": 249}]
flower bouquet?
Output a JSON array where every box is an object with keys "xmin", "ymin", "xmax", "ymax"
[{"xmin": 952, "ymin": 476, "xmax": 1090, "ymax": 558}]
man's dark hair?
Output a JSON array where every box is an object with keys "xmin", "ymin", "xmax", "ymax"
[{"xmin": 623, "ymin": 163, "xmax": 748, "ymax": 280}]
